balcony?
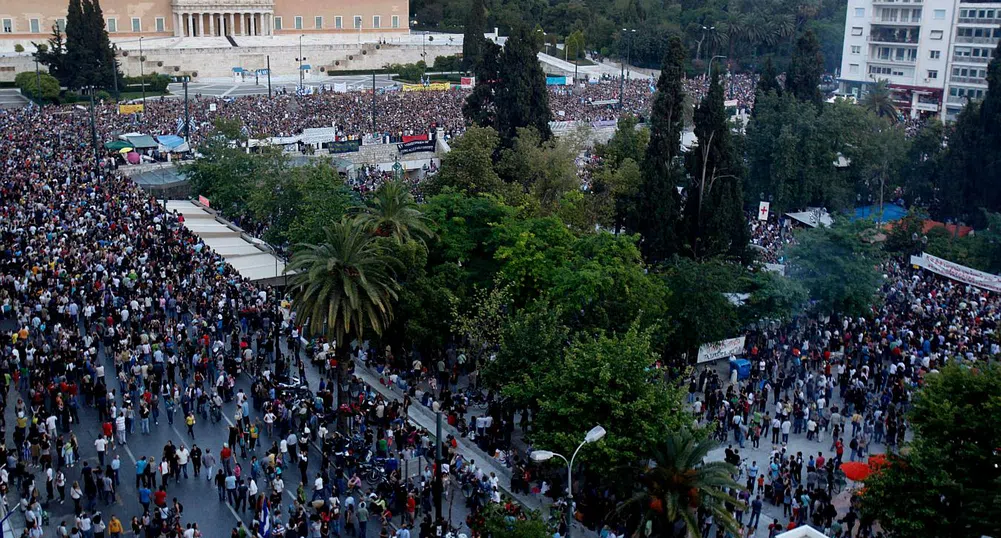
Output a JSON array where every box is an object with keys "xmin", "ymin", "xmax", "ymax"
[
  {"xmin": 872, "ymin": 0, "xmax": 922, "ymax": 4},
  {"xmin": 947, "ymin": 95, "xmax": 971, "ymax": 104},
  {"xmin": 873, "ymin": 18, "xmax": 921, "ymax": 25},
  {"xmin": 953, "ymin": 54, "xmax": 991, "ymax": 63},
  {"xmin": 958, "ymin": 17, "xmax": 1001, "ymax": 24},
  {"xmin": 869, "ymin": 56, "xmax": 917, "ymax": 64},
  {"xmin": 868, "ymin": 35, "xmax": 920, "ymax": 44},
  {"xmin": 955, "ymin": 35, "xmax": 999, "ymax": 44},
  {"xmin": 950, "ymin": 75, "xmax": 986, "ymax": 84}
]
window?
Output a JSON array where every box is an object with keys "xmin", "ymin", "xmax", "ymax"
[
  {"xmin": 2, "ymin": 19, "xmax": 11, "ymax": 33},
  {"xmin": 315, "ymin": 16, "xmax": 322, "ymax": 29},
  {"xmin": 930, "ymin": 30, "xmax": 943, "ymax": 40},
  {"xmin": 855, "ymin": 7, "xmax": 865, "ymax": 17},
  {"xmin": 392, "ymin": 15, "xmax": 399, "ymax": 28},
  {"xmin": 354, "ymin": 16, "xmax": 362, "ymax": 29},
  {"xmin": 869, "ymin": 66, "xmax": 892, "ymax": 75},
  {"xmin": 132, "ymin": 17, "xmax": 140, "ymax": 32},
  {"xmin": 107, "ymin": 18, "xmax": 117, "ymax": 33},
  {"xmin": 274, "ymin": 16, "xmax": 282, "ymax": 30},
  {"xmin": 933, "ymin": 9, "xmax": 945, "ymax": 19},
  {"xmin": 929, "ymin": 50, "xmax": 940, "ymax": 59},
  {"xmin": 335, "ymin": 16, "xmax": 342, "ymax": 29},
  {"xmin": 851, "ymin": 27, "xmax": 863, "ymax": 36},
  {"xmin": 849, "ymin": 63, "xmax": 860, "ymax": 74},
  {"xmin": 851, "ymin": 45, "xmax": 861, "ymax": 54},
  {"xmin": 927, "ymin": 70, "xmax": 937, "ymax": 79},
  {"xmin": 294, "ymin": 16, "xmax": 302, "ymax": 29},
  {"xmin": 373, "ymin": 15, "xmax": 380, "ymax": 28},
  {"xmin": 156, "ymin": 17, "xmax": 164, "ymax": 32},
  {"xmin": 56, "ymin": 19, "xmax": 65, "ymax": 32},
  {"xmin": 30, "ymin": 18, "xmax": 40, "ymax": 34}
]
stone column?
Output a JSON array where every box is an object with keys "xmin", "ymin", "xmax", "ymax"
[
  {"xmin": 228, "ymin": 13, "xmax": 234, "ymax": 36},
  {"xmin": 209, "ymin": 12, "xmax": 215, "ymax": 36},
  {"xmin": 250, "ymin": 13, "xmax": 256, "ymax": 36},
  {"xmin": 174, "ymin": 13, "xmax": 182, "ymax": 37},
  {"xmin": 187, "ymin": 13, "xmax": 193, "ymax": 37}
]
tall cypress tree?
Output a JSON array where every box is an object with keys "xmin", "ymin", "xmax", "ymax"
[
  {"xmin": 631, "ymin": 36, "xmax": 686, "ymax": 262},
  {"xmin": 89, "ymin": 0, "xmax": 118, "ymax": 90},
  {"xmin": 787, "ymin": 30, "xmax": 824, "ymax": 108},
  {"xmin": 64, "ymin": 0, "xmax": 89, "ymax": 88},
  {"xmin": 683, "ymin": 69, "xmax": 750, "ymax": 260},
  {"xmin": 494, "ymin": 25, "xmax": 552, "ymax": 143},
  {"xmin": 756, "ymin": 57, "xmax": 782, "ymax": 99},
  {"xmin": 462, "ymin": 0, "xmax": 486, "ymax": 72},
  {"xmin": 462, "ymin": 40, "xmax": 501, "ymax": 127}
]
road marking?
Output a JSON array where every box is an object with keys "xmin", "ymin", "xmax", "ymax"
[
  {"xmin": 122, "ymin": 443, "xmax": 138, "ymax": 465},
  {"xmin": 221, "ymin": 85, "xmax": 240, "ymax": 97}
]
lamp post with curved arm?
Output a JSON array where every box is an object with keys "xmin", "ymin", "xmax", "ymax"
[{"xmin": 531, "ymin": 425, "xmax": 606, "ymax": 538}]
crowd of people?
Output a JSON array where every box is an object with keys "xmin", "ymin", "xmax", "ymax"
[{"xmin": 683, "ymin": 73, "xmax": 760, "ymax": 111}]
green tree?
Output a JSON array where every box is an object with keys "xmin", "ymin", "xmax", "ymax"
[
  {"xmin": 462, "ymin": 40, "xmax": 502, "ymax": 127},
  {"xmin": 785, "ymin": 219, "xmax": 884, "ymax": 317},
  {"xmin": 527, "ymin": 326, "xmax": 691, "ymax": 478},
  {"xmin": 474, "ymin": 503, "xmax": 551, "ymax": 538},
  {"xmin": 426, "ymin": 126, "xmax": 508, "ymax": 198},
  {"xmin": 33, "ymin": 25, "xmax": 68, "ymax": 86},
  {"xmin": 357, "ymin": 180, "xmax": 432, "ymax": 245},
  {"xmin": 755, "ymin": 56, "xmax": 782, "ymax": 101},
  {"xmin": 462, "ymin": 0, "xmax": 487, "ymax": 71},
  {"xmin": 632, "ymin": 36, "xmax": 686, "ymax": 262},
  {"xmin": 860, "ymin": 79, "xmax": 898, "ymax": 121},
  {"xmin": 14, "ymin": 71, "xmax": 60, "ymax": 102},
  {"xmin": 486, "ymin": 298, "xmax": 568, "ymax": 406},
  {"xmin": 496, "ymin": 127, "xmax": 580, "ymax": 210},
  {"xmin": 902, "ymin": 119, "xmax": 945, "ymax": 207},
  {"xmin": 786, "ymin": 30, "xmax": 823, "ymax": 107},
  {"xmin": 658, "ymin": 258, "xmax": 741, "ymax": 361},
  {"xmin": 564, "ymin": 29, "xmax": 586, "ymax": 61},
  {"xmin": 860, "ymin": 363, "xmax": 1001, "ymax": 538},
  {"xmin": 287, "ymin": 217, "xmax": 402, "ymax": 421},
  {"xmin": 495, "ymin": 25, "xmax": 553, "ymax": 142},
  {"xmin": 938, "ymin": 39, "xmax": 1001, "ymax": 227},
  {"xmin": 618, "ymin": 429, "xmax": 743, "ymax": 538},
  {"xmin": 248, "ymin": 162, "xmax": 355, "ymax": 247},
  {"xmin": 682, "ymin": 68, "xmax": 750, "ymax": 260}
]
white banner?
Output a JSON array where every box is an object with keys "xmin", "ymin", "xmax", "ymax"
[
  {"xmin": 911, "ymin": 253, "xmax": 1001, "ymax": 292},
  {"xmin": 758, "ymin": 201, "xmax": 770, "ymax": 221},
  {"xmin": 333, "ymin": 82, "xmax": 348, "ymax": 93},
  {"xmin": 697, "ymin": 336, "xmax": 746, "ymax": 364}
]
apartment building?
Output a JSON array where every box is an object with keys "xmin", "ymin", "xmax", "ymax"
[{"xmin": 839, "ymin": 0, "xmax": 1000, "ymax": 120}]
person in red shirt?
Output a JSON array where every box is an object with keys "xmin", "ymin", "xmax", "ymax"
[
  {"xmin": 153, "ymin": 487, "xmax": 167, "ymax": 507},
  {"xmin": 102, "ymin": 421, "xmax": 113, "ymax": 438}
]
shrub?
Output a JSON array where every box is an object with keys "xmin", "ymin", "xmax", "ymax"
[
  {"xmin": 14, "ymin": 71, "xmax": 59, "ymax": 102},
  {"xmin": 14, "ymin": 44, "xmax": 24, "ymax": 53}
]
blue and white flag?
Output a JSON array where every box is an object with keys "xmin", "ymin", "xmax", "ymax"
[{"xmin": 259, "ymin": 499, "xmax": 272, "ymax": 538}]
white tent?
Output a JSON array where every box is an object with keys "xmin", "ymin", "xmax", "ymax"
[{"xmin": 785, "ymin": 208, "xmax": 833, "ymax": 228}]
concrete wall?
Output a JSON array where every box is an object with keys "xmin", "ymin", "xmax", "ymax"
[{"xmin": 115, "ymin": 42, "xmax": 460, "ymax": 77}]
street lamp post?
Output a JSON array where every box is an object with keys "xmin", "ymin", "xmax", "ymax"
[
  {"xmin": 139, "ymin": 36, "xmax": 146, "ymax": 109},
  {"xmin": 297, "ymin": 34, "xmax": 306, "ymax": 92},
  {"xmin": 531, "ymin": 425, "xmax": 606, "ymax": 538},
  {"xmin": 619, "ymin": 29, "xmax": 635, "ymax": 110},
  {"xmin": 707, "ymin": 54, "xmax": 726, "ymax": 79},
  {"xmin": 697, "ymin": 26, "xmax": 715, "ymax": 66}
]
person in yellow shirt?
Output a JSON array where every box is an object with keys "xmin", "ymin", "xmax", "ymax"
[{"xmin": 108, "ymin": 514, "xmax": 124, "ymax": 537}]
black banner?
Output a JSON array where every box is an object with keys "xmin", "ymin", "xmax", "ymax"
[
  {"xmin": 396, "ymin": 139, "xmax": 436, "ymax": 155},
  {"xmin": 329, "ymin": 140, "xmax": 361, "ymax": 154}
]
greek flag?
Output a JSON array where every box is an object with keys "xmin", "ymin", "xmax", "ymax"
[
  {"xmin": 175, "ymin": 118, "xmax": 196, "ymax": 135},
  {"xmin": 259, "ymin": 499, "xmax": 271, "ymax": 538}
]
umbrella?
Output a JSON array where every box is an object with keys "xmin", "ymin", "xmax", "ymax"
[
  {"xmin": 840, "ymin": 461, "xmax": 871, "ymax": 482},
  {"xmin": 126, "ymin": 152, "xmax": 140, "ymax": 164},
  {"xmin": 868, "ymin": 453, "xmax": 888, "ymax": 470},
  {"xmin": 118, "ymin": 147, "xmax": 133, "ymax": 154}
]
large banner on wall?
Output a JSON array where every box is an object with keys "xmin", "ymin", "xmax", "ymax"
[
  {"xmin": 911, "ymin": 253, "xmax": 1001, "ymax": 292},
  {"xmin": 460, "ymin": 76, "xmax": 476, "ymax": 89},
  {"xmin": 397, "ymin": 138, "xmax": 436, "ymax": 155},
  {"xmin": 697, "ymin": 336, "xmax": 746, "ymax": 364},
  {"xmin": 402, "ymin": 82, "xmax": 450, "ymax": 92}
]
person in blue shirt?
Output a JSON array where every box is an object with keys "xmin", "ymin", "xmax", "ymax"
[
  {"xmin": 135, "ymin": 458, "xmax": 148, "ymax": 489},
  {"xmin": 138, "ymin": 485, "xmax": 151, "ymax": 515}
]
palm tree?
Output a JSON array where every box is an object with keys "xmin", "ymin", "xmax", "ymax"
[
  {"xmin": 287, "ymin": 217, "xmax": 401, "ymax": 420},
  {"xmin": 618, "ymin": 429, "xmax": 743, "ymax": 538},
  {"xmin": 861, "ymin": 79, "xmax": 898, "ymax": 122},
  {"xmin": 356, "ymin": 180, "xmax": 432, "ymax": 245}
]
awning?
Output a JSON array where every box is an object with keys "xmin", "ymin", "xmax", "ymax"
[
  {"xmin": 125, "ymin": 135, "xmax": 158, "ymax": 149},
  {"xmin": 104, "ymin": 140, "xmax": 133, "ymax": 151},
  {"xmin": 300, "ymin": 64, "xmax": 312, "ymax": 70},
  {"xmin": 785, "ymin": 209, "xmax": 833, "ymax": 228},
  {"xmin": 156, "ymin": 135, "xmax": 186, "ymax": 150},
  {"xmin": 232, "ymin": 67, "xmax": 245, "ymax": 73}
]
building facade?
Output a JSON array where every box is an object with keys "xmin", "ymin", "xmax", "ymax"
[
  {"xmin": 838, "ymin": 0, "xmax": 1000, "ymax": 121},
  {"xmin": 0, "ymin": 0, "xmax": 408, "ymax": 40}
]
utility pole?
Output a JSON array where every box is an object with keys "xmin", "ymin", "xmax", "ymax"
[
  {"xmin": 267, "ymin": 55, "xmax": 272, "ymax": 98},
  {"xmin": 183, "ymin": 77, "xmax": 190, "ymax": 140},
  {"xmin": 34, "ymin": 55, "xmax": 41, "ymax": 107},
  {"xmin": 371, "ymin": 71, "xmax": 376, "ymax": 133},
  {"xmin": 139, "ymin": 36, "xmax": 146, "ymax": 109},
  {"xmin": 619, "ymin": 29, "xmax": 634, "ymax": 110},
  {"xmin": 433, "ymin": 412, "xmax": 443, "ymax": 526},
  {"xmin": 297, "ymin": 34, "xmax": 306, "ymax": 92},
  {"xmin": 88, "ymin": 89, "xmax": 99, "ymax": 171}
]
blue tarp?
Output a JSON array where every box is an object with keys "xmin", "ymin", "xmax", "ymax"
[
  {"xmin": 156, "ymin": 135, "xmax": 185, "ymax": 149},
  {"xmin": 852, "ymin": 204, "xmax": 907, "ymax": 223}
]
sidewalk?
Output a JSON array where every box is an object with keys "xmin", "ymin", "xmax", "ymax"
[{"xmin": 349, "ymin": 358, "xmax": 595, "ymax": 536}]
